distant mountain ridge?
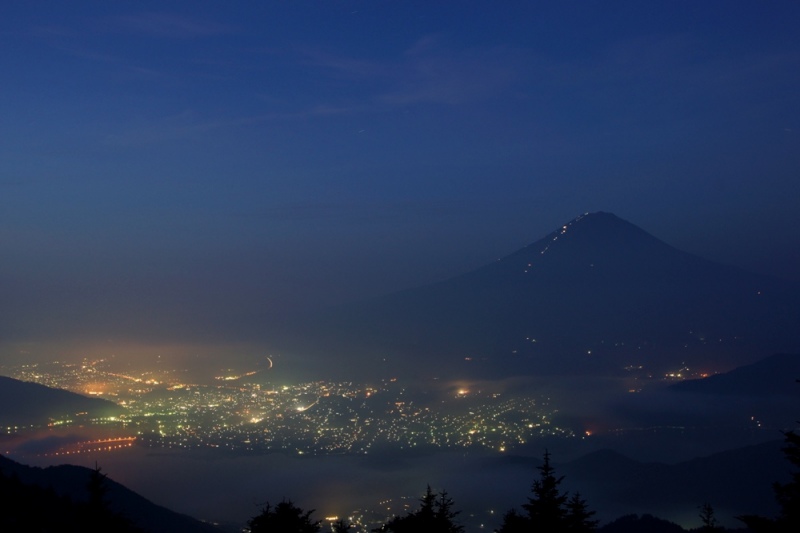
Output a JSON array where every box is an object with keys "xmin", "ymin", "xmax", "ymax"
[
  {"xmin": 0, "ymin": 375, "xmax": 123, "ymax": 426},
  {"xmin": 670, "ymin": 353, "xmax": 800, "ymax": 396},
  {"xmin": 287, "ymin": 212, "xmax": 800, "ymax": 379},
  {"xmin": 495, "ymin": 439, "xmax": 787, "ymax": 527}
]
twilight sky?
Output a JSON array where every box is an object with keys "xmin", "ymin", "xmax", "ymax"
[{"xmin": 2, "ymin": 1, "xmax": 799, "ymax": 360}]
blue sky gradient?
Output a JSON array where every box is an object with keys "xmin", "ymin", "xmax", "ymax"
[{"xmin": 2, "ymin": 1, "xmax": 799, "ymax": 357}]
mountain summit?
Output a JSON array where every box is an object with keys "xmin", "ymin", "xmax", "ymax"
[{"xmin": 292, "ymin": 212, "xmax": 800, "ymax": 379}]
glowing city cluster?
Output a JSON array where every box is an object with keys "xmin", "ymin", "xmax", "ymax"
[{"xmin": 3, "ymin": 359, "xmax": 571, "ymax": 457}]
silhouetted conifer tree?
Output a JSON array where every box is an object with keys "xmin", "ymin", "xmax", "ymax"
[
  {"xmin": 523, "ymin": 450, "xmax": 569, "ymax": 529},
  {"xmin": 373, "ymin": 485, "xmax": 464, "ymax": 532},
  {"xmin": 434, "ymin": 489, "xmax": 464, "ymax": 533},
  {"xmin": 495, "ymin": 509, "xmax": 527, "ymax": 533},
  {"xmin": 697, "ymin": 502, "xmax": 721, "ymax": 532},
  {"xmin": 740, "ymin": 428, "xmax": 800, "ymax": 532},
  {"xmin": 84, "ymin": 464, "xmax": 142, "ymax": 533},
  {"xmin": 496, "ymin": 450, "xmax": 596, "ymax": 532},
  {"xmin": 773, "ymin": 428, "xmax": 800, "ymax": 528},
  {"xmin": 87, "ymin": 463, "xmax": 110, "ymax": 513},
  {"xmin": 248, "ymin": 499, "xmax": 321, "ymax": 533},
  {"xmin": 738, "ymin": 380, "xmax": 800, "ymax": 532},
  {"xmin": 565, "ymin": 492, "xmax": 598, "ymax": 531}
]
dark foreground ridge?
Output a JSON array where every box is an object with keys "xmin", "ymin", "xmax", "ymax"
[{"xmin": 0, "ymin": 454, "xmax": 219, "ymax": 533}]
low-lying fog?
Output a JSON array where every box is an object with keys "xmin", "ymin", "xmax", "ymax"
[{"xmin": 9, "ymin": 373, "xmax": 793, "ymax": 531}]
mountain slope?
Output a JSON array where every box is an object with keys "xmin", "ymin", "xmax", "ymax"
[
  {"xmin": 0, "ymin": 375, "xmax": 123, "ymax": 426},
  {"xmin": 670, "ymin": 353, "xmax": 800, "ymax": 396},
  {"xmin": 291, "ymin": 212, "xmax": 800, "ymax": 379},
  {"xmin": 0, "ymin": 454, "xmax": 220, "ymax": 533}
]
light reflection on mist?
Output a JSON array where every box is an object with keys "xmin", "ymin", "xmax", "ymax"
[
  {"xmin": 8, "ymin": 433, "xmax": 86, "ymax": 456},
  {"xmin": 14, "ymin": 442, "xmax": 733, "ymax": 531},
  {"xmin": 19, "ymin": 447, "xmax": 534, "ymax": 531},
  {"xmin": 1, "ymin": 374, "xmax": 637, "ymax": 530},
  {"xmin": 6, "ymin": 370, "xmax": 790, "ymax": 531},
  {"xmin": 4, "ymin": 426, "xmax": 136, "ymax": 458}
]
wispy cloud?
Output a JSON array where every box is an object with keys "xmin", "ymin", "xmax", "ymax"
[
  {"xmin": 381, "ymin": 42, "xmax": 520, "ymax": 105},
  {"xmin": 100, "ymin": 36, "xmax": 525, "ymax": 147},
  {"xmin": 102, "ymin": 104, "xmax": 362, "ymax": 147},
  {"xmin": 235, "ymin": 198, "xmax": 489, "ymax": 225},
  {"xmin": 25, "ymin": 24, "xmax": 119, "ymax": 63},
  {"xmin": 111, "ymin": 12, "xmax": 234, "ymax": 38},
  {"xmin": 298, "ymin": 35, "xmax": 523, "ymax": 107}
]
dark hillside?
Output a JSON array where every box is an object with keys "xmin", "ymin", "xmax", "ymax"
[
  {"xmin": 0, "ymin": 454, "xmax": 220, "ymax": 533},
  {"xmin": 670, "ymin": 353, "xmax": 800, "ymax": 396},
  {"xmin": 0, "ymin": 375, "xmax": 123, "ymax": 426}
]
